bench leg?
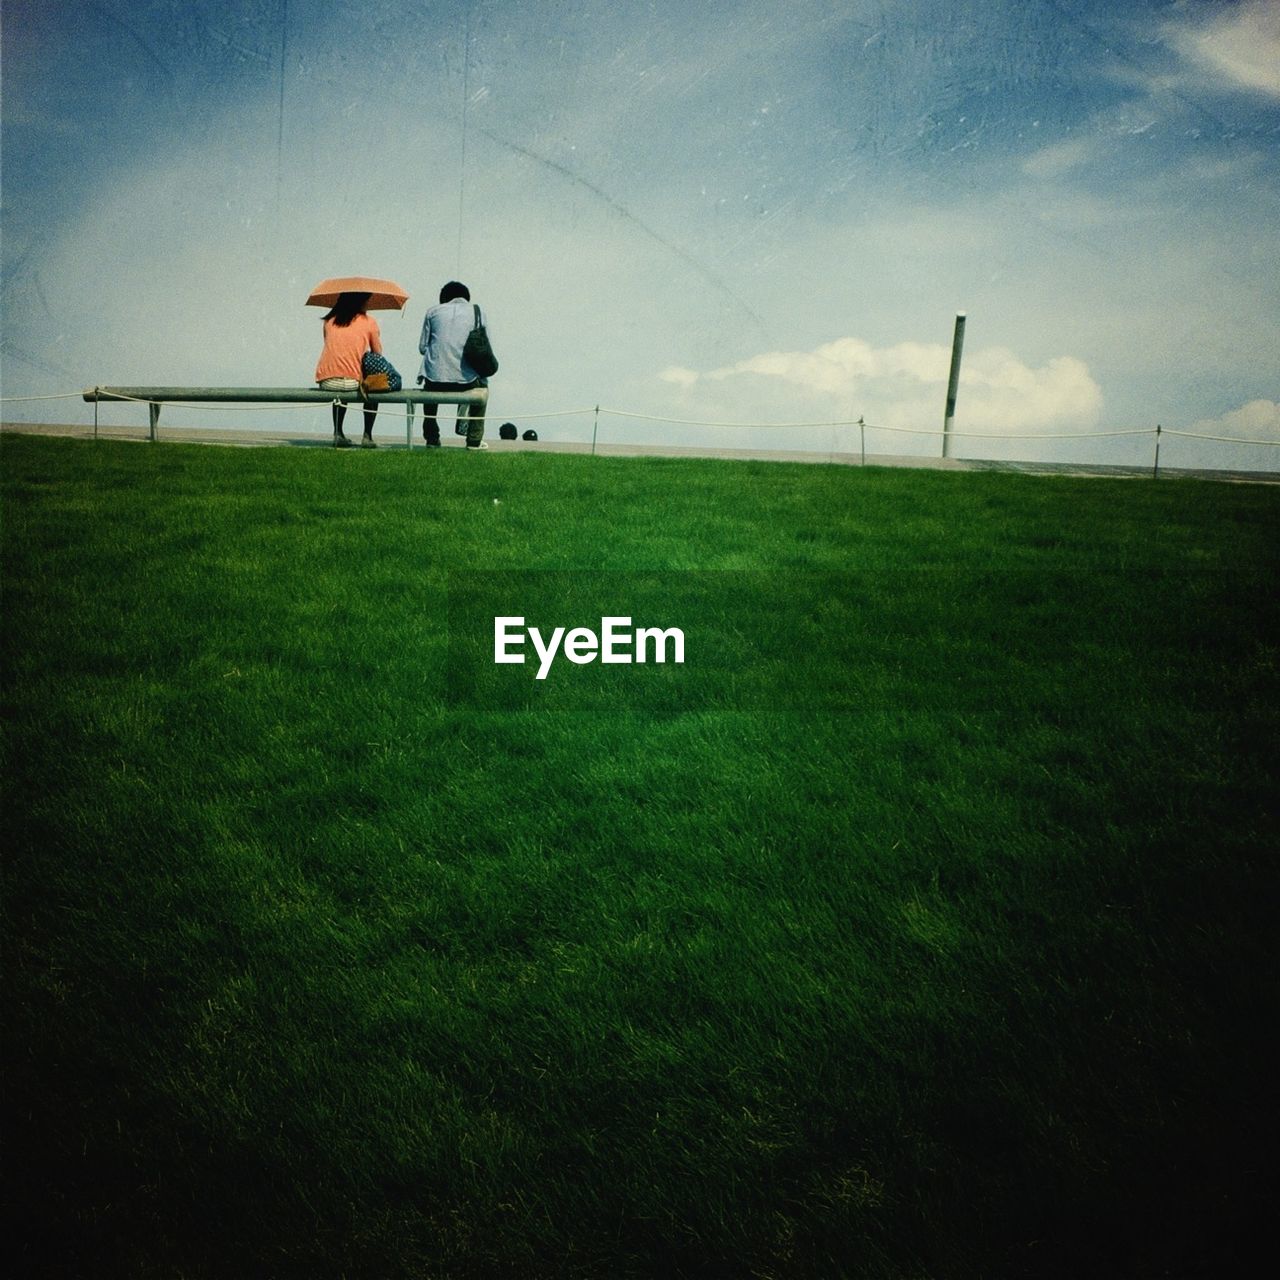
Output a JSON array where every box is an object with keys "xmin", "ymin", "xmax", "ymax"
[{"xmin": 148, "ymin": 401, "xmax": 160, "ymax": 442}]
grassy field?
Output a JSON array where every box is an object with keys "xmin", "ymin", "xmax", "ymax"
[{"xmin": 2, "ymin": 432, "xmax": 1277, "ymax": 1278}]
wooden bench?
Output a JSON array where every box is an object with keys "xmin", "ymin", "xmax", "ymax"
[{"xmin": 82, "ymin": 385, "xmax": 489, "ymax": 447}]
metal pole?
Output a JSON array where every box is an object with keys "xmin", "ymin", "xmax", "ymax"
[
  {"xmin": 1153, "ymin": 423, "xmax": 1161, "ymax": 479},
  {"xmin": 859, "ymin": 416, "xmax": 865, "ymax": 466},
  {"xmin": 148, "ymin": 400, "xmax": 160, "ymax": 442},
  {"xmin": 406, "ymin": 401, "xmax": 413, "ymax": 450},
  {"xmin": 94, "ymin": 392, "xmax": 99, "ymax": 440},
  {"xmin": 592, "ymin": 405, "xmax": 599, "ymax": 456},
  {"xmin": 942, "ymin": 312, "xmax": 966, "ymax": 459}
]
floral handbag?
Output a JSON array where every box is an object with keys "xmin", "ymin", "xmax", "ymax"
[{"xmin": 360, "ymin": 350, "xmax": 402, "ymax": 394}]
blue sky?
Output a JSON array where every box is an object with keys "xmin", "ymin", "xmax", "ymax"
[{"xmin": 2, "ymin": 0, "xmax": 1278, "ymax": 467}]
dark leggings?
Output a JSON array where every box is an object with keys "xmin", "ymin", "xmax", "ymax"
[{"xmin": 333, "ymin": 403, "xmax": 377, "ymax": 437}]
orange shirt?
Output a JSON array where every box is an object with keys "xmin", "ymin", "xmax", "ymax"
[{"xmin": 315, "ymin": 313, "xmax": 383, "ymax": 381}]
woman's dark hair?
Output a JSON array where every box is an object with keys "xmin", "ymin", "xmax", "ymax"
[
  {"xmin": 439, "ymin": 281, "xmax": 471, "ymax": 304},
  {"xmin": 323, "ymin": 292, "xmax": 372, "ymax": 326}
]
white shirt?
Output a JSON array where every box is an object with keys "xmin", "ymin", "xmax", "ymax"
[{"xmin": 418, "ymin": 297, "xmax": 490, "ymax": 385}]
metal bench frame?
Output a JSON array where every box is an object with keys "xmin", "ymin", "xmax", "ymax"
[{"xmin": 82, "ymin": 386, "xmax": 489, "ymax": 447}]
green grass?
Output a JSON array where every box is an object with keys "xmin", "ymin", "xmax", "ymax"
[{"xmin": 3, "ymin": 433, "xmax": 1277, "ymax": 1278}]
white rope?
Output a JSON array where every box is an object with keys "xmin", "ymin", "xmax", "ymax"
[
  {"xmin": 491, "ymin": 408, "xmax": 597, "ymax": 420},
  {"xmin": 0, "ymin": 392, "xmax": 87, "ymax": 403},
  {"xmin": 860, "ymin": 422, "xmax": 942, "ymax": 436},
  {"xmin": 600, "ymin": 407, "xmax": 871, "ymax": 429},
  {"xmin": 1162, "ymin": 428, "xmax": 1280, "ymax": 446},
  {"xmin": 600, "ymin": 409, "xmax": 1153, "ymax": 440},
  {"xmin": 936, "ymin": 427, "xmax": 1151, "ymax": 440}
]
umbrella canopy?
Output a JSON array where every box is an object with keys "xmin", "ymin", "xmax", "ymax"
[{"xmin": 306, "ymin": 276, "xmax": 409, "ymax": 311}]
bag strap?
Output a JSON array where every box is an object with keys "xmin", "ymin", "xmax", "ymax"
[{"xmin": 472, "ymin": 304, "xmax": 483, "ymax": 330}]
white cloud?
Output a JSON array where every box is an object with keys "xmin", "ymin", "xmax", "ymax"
[
  {"xmin": 1184, "ymin": 399, "xmax": 1280, "ymax": 443},
  {"xmin": 1022, "ymin": 138, "xmax": 1096, "ymax": 180},
  {"xmin": 962, "ymin": 349, "xmax": 1103, "ymax": 432},
  {"xmin": 1167, "ymin": 0, "xmax": 1280, "ymax": 99},
  {"xmin": 705, "ymin": 339, "xmax": 948, "ymax": 395},
  {"xmin": 667, "ymin": 337, "xmax": 1103, "ymax": 436}
]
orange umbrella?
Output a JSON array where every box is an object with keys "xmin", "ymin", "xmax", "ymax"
[{"xmin": 306, "ymin": 276, "xmax": 409, "ymax": 311}]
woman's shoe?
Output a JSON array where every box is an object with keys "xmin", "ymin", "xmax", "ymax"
[{"xmin": 334, "ymin": 434, "xmax": 354, "ymax": 448}]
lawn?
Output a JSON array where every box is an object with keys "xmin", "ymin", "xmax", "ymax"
[{"xmin": 3, "ymin": 433, "xmax": 1277, "ymax": 1278}]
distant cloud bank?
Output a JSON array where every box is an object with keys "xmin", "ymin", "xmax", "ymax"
[
  {"xmin": 661, "ymin": 337, "xmax": 1103, "ymax": 435},
  {"xmin": 1187, "ymin": 399, "xmax": 1280, "ymax": 443},
  {"xmin": 1168, "ymin": 0, "xmax": 1280, "ymax": 99}
]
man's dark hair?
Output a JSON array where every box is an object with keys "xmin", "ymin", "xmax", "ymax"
[{"xmin": 439, "ymin": 281, "xmax": 471, "ymax": 304}]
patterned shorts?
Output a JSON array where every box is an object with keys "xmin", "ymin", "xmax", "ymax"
[{"xmin": 318, "ymin": 377, "xmax": 360, "ymax": 392}]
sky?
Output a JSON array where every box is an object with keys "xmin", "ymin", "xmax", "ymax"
[{"xmin": 2, "ymin": 0, "xmax": 1278, "ymax": 468}]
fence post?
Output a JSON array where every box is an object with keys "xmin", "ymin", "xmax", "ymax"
[
  {"xmin": 942, "ymin": 312, "xmax": 966, "ymax": 459},
  {"xmin": 148, "ymin": 400, "xmax": 160, "ymax": 442},
  {"xmin": 93, "ymin": 392, "xmax": 99, "ymax": 441},
  {"xmin": 859, "ymin": 416, "xmax": 865, "ymax": 466},
  {"xmin": 1153, "ymin": 423, "xmax": 1161, "ymax": 479},
  {"xmin": 592, "ymin": 405, "xmax": 599, "ymax": 456}
]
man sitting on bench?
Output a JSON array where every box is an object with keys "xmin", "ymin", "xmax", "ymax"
[{"xmin": 417, "ymin": 281, "xmax": 490, "ymax": 450}]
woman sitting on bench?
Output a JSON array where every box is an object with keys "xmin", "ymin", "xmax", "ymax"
[{"xmin": 315, "ymin": 291, "xmax": 381, "ymax": 448}]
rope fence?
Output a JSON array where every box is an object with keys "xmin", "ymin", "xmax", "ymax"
[
  {"xmin": 2, "ymin": 390, "xmax": 1277, "ymax": 477},
  {"xmin": 0, "ymin": 392, "xmax": 88, "ymax": 403},
  {"xmin": 1162, "ymin": 427, "xmax": 1280, "ymax": 444}
]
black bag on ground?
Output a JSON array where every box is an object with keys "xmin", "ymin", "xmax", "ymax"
[
  {"xmin": 500, "ymin": 423, "xmax": 517, "ymax": 440},
  {"xmin": 463, "ymin": 305, "xmax": 499, "ymax": 378}
]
